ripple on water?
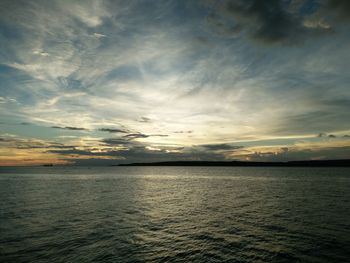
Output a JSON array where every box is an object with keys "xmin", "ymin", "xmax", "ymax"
[{"xmin": 0, "ymin": 166, "xmax": 350, "ymax": 262}]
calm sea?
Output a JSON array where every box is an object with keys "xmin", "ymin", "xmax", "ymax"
[{"xmin": 0, "ymin": 166, "xmax": 349, "ymax": 262}]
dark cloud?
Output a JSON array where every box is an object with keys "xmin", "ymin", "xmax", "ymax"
[
  {"xmin": 124, "ymin": 133, "xmax": 149, "ymax": 139},
  {"xmin": 281, "ymin": 147, "xmax": 289, "ymax": 152},
  {"xmin": 51, "ymin": 126, "xmax": 87, "ymax": 131},
  {"xmin": 174, "ymin": 130, "xmax": 193, "ymax": 134},
  {"xmin": 201, "ymin": 143, "xmax": 243, "ymax": 151},
  {"xmin": 207, "ymin": 0, "xmax": 332, "ymax": 44},
  {"xmin": 98, "ymin": 128, "xmax": 127, "ymax": 133},
  {"xmin": 318, "ymin": 133, "xmax": 337, "ymax": 138},
  {"xmin": 102, "ymin": 138, "xmax": 130, "ymax": 145},
  {"xmin": 45, "ymin": 137, "xmax": 230, "ymax": 165},
  {"xmin": 318, "ymin": 132, "xmax": 327, "ymax": 137},
  {"xmin": 326, "ymin": 0, "xmax": 350, "ymax": 19},
  {"xmin": 138, "ymin": 117, "xmax": 152, "ymax": 123},
  {"xmin": 227, "ymin": 0, "xmax": 300, "ymax": 42},
  {"xmin": 344, "ymin": 135, "xmax": 350, "ymax": 138},
  {"xmin": 50, "ymin": 145, "xmax": 76, "ymax": 149},
  {"xmin": 123, "ymin": 133, "xmax": 168, "ymax": 140}
]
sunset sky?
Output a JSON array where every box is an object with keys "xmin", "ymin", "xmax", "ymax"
[{"xmin": 1, "ymin": 0, "xmax": 350, "ymax": 165}]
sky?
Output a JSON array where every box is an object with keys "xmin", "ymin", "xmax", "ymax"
[{"xmin": 0, "ymin": 0, "xmax": 350, "ymax": 166}]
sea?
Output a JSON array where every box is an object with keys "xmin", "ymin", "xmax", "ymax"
[{"xmin": 0, "ymin": 166, "xmax": 349, "ymax": 262}]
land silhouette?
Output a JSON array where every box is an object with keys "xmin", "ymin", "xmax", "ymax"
[{"xmin": 118, "ymin": 159, "xmax": 350, "ymax": 167}]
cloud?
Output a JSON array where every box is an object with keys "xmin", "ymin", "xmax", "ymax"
[
  {"xmin": 0, "ymin": 135, "xmax": 76, "ymax": 150},
  {"xmin": 174, "ymin": 130, "xmax": 193, "ymax": 134},
  {"xmin": 2, "ymin": 131, "xmax": 350, "ymax": 165},
  {"xmin": 281, "ymin": 147, "xmax": 289, "ymax": 152},
  {"xmin": 201, "ymin": 143, "xmax": 243, "ymax": 151},
  {"xmin": 123, "ymin": 133, "xmax": 168, "ymax": 140},
  {"xmin": 138, "ymin": 117, "xmax": 152, "ymax": 123},
  {"xmin": 151, "ymin": 134, "xmax": 169, "ymax": 137},
  {"xmin": 206, "ymin": 0, "xmax": 332, "ymax": 44},
  {"xmin": 123, "ymin": 133, "xmax": 149, "ymax": 139},
  {"xmin": 98, "ymin": 128, "xmax": 128, "ymax": 133},
  {"xmin": 42, "ymin": 137, "xmax": 227, "ymax": 165},
  {"xmin": 318, "ymin": 132, "xmax": 326, "ymax": 137},
  {"xmin": 273, "ymin": 108, "xmax": 350, "ymax": 136},
  {"xmin": 17, "ymin": 144, "xmax": 75, "ymax": 150},
  {"xmin": 102, "ymin": 138, "xmax": 130, "ymax": 145},
  {"xmin": 93, "ymin": 33, "xmax": 106, "ymax": 38},
  {"xmin": 59, "ymin": 146, "xmax": 226, "ymax": 165},
  {"xmin": 326, "ymin": 0, "xmax": 350, "ymax": 20},
  {"xmin": 228, "ymin": 141, "xmax": 350, "ymax": 162},
  {"xmin": 51, "ymin": 126, "xmax": 87, "ymax": 131},
  {"xmin": 0, "ymin": 96, "xmax": 17, "ymax": 104},
  {"xmin": 227, "ymin": 0, "xmax": 302, "ymax": 42},
  {"xmin": 33, "ymin": 49, "xmax": 50, "ymax": 57},
  {"xmin": 47, "ymin": 148, "xmax": 117, "ymax": 157}
]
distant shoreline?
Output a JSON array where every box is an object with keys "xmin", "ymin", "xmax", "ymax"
[
  {"xmin": 1, "ymin": 160, "xmax": 349, "ymax": 168},
  {"xmin": 117, "ymin": 159, "xmax": 350, "ymax": 167}
]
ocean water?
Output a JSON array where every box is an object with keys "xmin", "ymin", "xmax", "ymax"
[{"xmin": 0, "ymin": 166, "xmax": 349, "ymax": 263}]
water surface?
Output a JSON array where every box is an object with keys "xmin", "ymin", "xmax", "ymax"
[{"xmin": 1, "ymin": 166, "xmax": 349, "ymax": 262}]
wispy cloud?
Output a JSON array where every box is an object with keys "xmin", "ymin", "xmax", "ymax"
[
  {"xmin": 98, "ymin": 128, "xmax": 128, "ymax": 133},
  {"xmin": 123, "ymin": 133, "xmax": 168, "ymax": 140},
  {"xmin": 51, "ymin": 126, "xmax": 88, "ymax": 131},
  {"xmin": 0, "ymin": 0, "xmax": 350, "ymax": 164}
]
